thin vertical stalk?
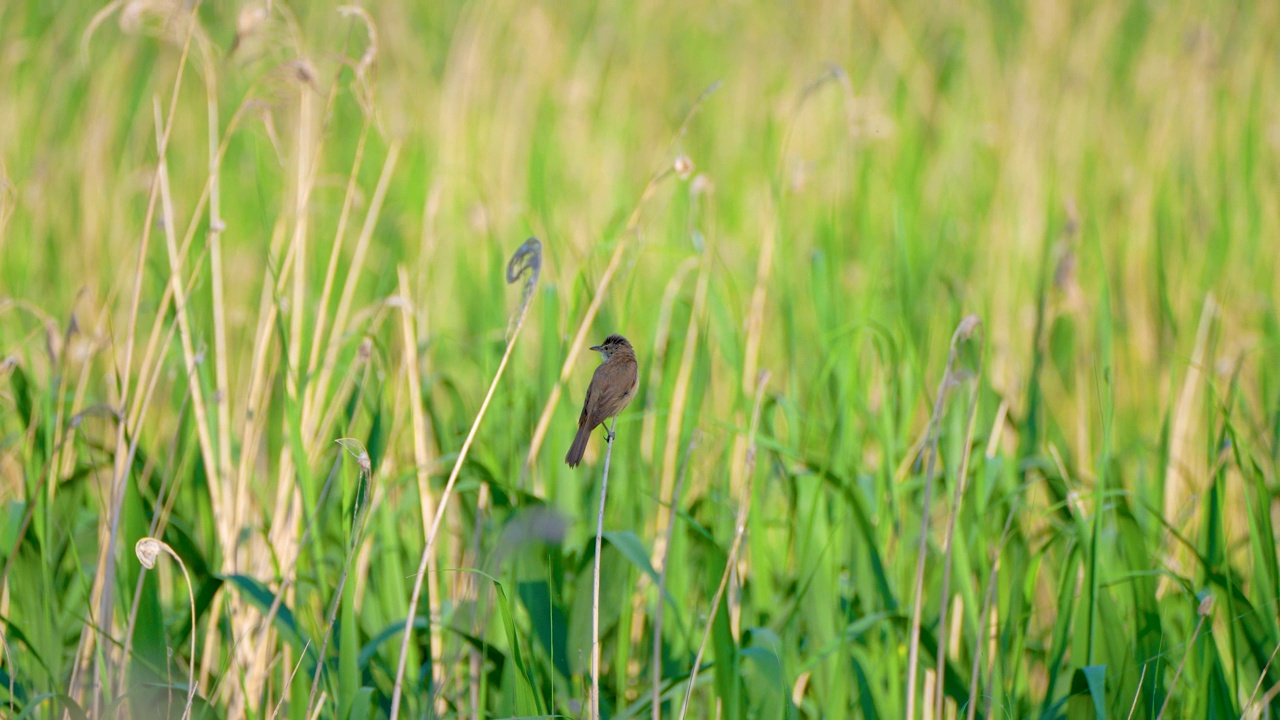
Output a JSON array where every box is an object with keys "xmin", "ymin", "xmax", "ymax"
[
  {"xmin": 966, "ymin": 507, "xmax": 1013, "ymax": 720},
  {"xmin": 906, "ymin": 314, "xmax": 982, "ymax": 720},
  {"xmin": 1156, "ymin": 595, "xmax": 1214, "ymax": 720},
  {"xmin": 304, "ymin": 441, "xmax": 375, "ymax": 719},
  {"xmin": 655, "ymin": 261, "xmax": 709, "ymax": 551},
  {"xmin": 76, "ymin": 3, "xmax": 200, "ymax": 708},
  {"xmin": 652, "ymin": 432, "xmax": 699, "ymax": 720},
  {"xmin": 135, "ymin": 538, "xmax": 198, "ymax": 720},
  {"xmin": 200, "ymin": 32, "xmax": 233, "ymax": 558},
  {"xmin": 389, "ymin": 238, "xmax": 542, "ymax": 720},
  {"xmin": 590, "ymin": 416, "xmax": 620, "ymax": 720},
  {"xmin": 154, "ymin": 101, "xmax": 220, "ymax": 532},
  {"xmin": 395, "ymin": 267, "xmax": 446, "ymax": 713},
  {"xmin": 305, "ymin": 143, "xmax": 402, "ymax": 441},
  {"xmin": 933, "ymin": 319, "xmax": 985, "ymax": 719},
  {"xmin": 678, "ymin": 370, "xmax": 769, "ymax": 720}
]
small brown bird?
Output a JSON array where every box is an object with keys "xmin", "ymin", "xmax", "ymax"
[{"xmin": 565, "ymin": 334, "xmax": 639, "ymax": 467}]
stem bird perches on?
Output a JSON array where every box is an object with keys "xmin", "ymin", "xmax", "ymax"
[
  {"xmin": 590, "ymin": 416, "xmax": 619, "ymax": 720},
  {"xmin": 521, "ymin": 81, "xmax": 721, "ymax": 486},
  {"xmin": 388, "ymin": 237, "xmax": 542, "ymax": 720}
]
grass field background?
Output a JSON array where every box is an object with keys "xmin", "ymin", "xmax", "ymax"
[{"xmin": 2, "ymin": 0, "xmax": 1279, "ymax": 718}]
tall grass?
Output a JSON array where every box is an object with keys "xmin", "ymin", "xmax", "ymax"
[{"xmin": 2, "ymin": 1, "xmax": 1279, "ymax": 718}]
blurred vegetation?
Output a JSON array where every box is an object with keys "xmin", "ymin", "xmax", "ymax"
[{"xmin": 2, "ymin": 0, "xmax": 1279, "ymax": 718}]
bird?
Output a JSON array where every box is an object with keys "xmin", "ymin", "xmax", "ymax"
[{"xmin": 565, "ymin": 334, "xmax": 639, "ymax": 467}]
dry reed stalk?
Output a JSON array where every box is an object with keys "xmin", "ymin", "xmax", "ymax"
[
  {"xmin": 394, "ymin": 267, "xmax": 447, "ymax": 714},
  {"xmin": 119, "ymin": 310, "xmax": 207, "ymax": 691},
  {"xmin": 639, "ymin": 256, "xmax": 700, "ymax": 461},
  {"xmin": 1156, "ymin": 594, "xmax": 1214, "ymax": 719},
  {"xmin": 1243, "ymin": 641, "xmax": 1280, "ymax": 718},
  {"xmin": 180, "ymin": 87, "xmax": 327, "ymax": 576},
  {"xmin": 304, "ymin": 143, "xmax": 402, "ymax": 444},
  {"xmin": 238, "ymin": 65, "xmax": 365, "ymax": 710},
  {"xmin": 1161, "ymin": 295, "xmax": 1216, "ymax": 580},
  {"xmin": 154, "ymin": 100, "xmax": 221, "ymax": 546},
  {"xmin": 1125, "ymin": 665, "xmax": 1148, "ymax": 720},
  {"xmin": 45, "ymin": 321, "xmax": 74, "ymax": 506},
  {"xmin": 651, "ymin": 431, "xmax": 700, "ymax": 720},
  {"xmin": 125, "ymin": 87, "xmax": 249, "ymax": 448},
  {"xmin": 740, "ymin": 202, "xmax": 775, "ymax": 400},
  {"xmin": 389, "ymin": 238, "xmax": 542, "ymax": 720},
  {"xmin": 677, "ymin": 370, "xmax": 769, "ymax": 720},
  {"xmin": 302, "ymin": 441, "xmax": 375, "ymax": 719},
  {"xmin": 906, "ymin": 314, "xmax": 982, "ymax": 720},
  {"xmin": 234, "ymin": 217, "xmax": 288, "ymax": 521},
  {"xmin": 230, "ymin": 58, "xmax": 343, "ymax": 712},
  {"xmin": 74, "ymin": 6, "xmax": 200, "ymax": 708},
  {"xmin": 627, "ymin": 255, "xmax": 700, "ymax": 688},
  {"xmin": 304, "ymin": 116, "xmax": 372, "ymax": 414},
  {"xmin": 932, "ymin": 318, "xmax": 985, "ymax": 719},
  {"xmin": 269, "ymin": 639, "xmax": 314, "ymax": 720},
  {"xmin": 90, "ymin": 100, "xmax": 256, "ymax": 641},
  {"xmin": 1244, "ymin": 661, "xmax": 1280, "ymax": 717},
  {"xmin": 655, "ymin": 261, "xmax": 709, "ymax": 547},
  {"xmin": 225, "ymin": 214, "xmax": 291, "ymax": 716},
  {"xmin": 286, "ymin": 63, "xmax": 318, "ymax": 451},
  {"xmin": 198, "ymin": 31, "xmax": 234, "ymax": 564},
  {"xmin": 966, "ymin": 508, "xmax": 1014, "ymax": 720},
  {"xmin": 248, "ymin": 74, "xmax": 321, "ymax": 713},
  {"xmin": 721, "ymin": 199, "xmax": 778, "ymax": 642},
  {"xmin": 300, "ymin": 9, "xmax": 387, "ymax": 440},
  {"xmin": 189, "ymin": 57, "xmax": 250, "ymax": 700},
  {"xmin": 135, "ymin": 538, "xmax": 198, "ymax": 720},
  {"xmin": 208, "ymin": 426, "xmax": 372, "ymax": 708}
]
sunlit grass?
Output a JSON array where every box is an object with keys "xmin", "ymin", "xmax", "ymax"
[{"xmin": 2, "ymin": 1, "xmax": 1279, "ymax": 718}]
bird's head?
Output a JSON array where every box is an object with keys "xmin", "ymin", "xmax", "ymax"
[{"xmin": 590, "ymin": 334, "xmax": 632, "ymax": 360}]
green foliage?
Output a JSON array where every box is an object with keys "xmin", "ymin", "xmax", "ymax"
[{"xmin": 1, "ymin": 0, "xmax": 1279, "ymax": 718}]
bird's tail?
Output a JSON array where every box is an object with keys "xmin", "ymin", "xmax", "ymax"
[{"xmin": 565, "ymin": 423, "xmax": 593, "ymax": 467}]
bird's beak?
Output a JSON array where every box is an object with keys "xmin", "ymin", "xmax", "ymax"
[{"xmin": 590, "ymin": 345, "xmax": 603, "ymax": 352}]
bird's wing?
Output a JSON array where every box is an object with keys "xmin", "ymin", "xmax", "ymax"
[
  {"xmin": 578, "ymin": 376, "xmax": 594, "ymax": 426},
  {"xmin": 586, "ymin": 356, "xmax": 638, "ymax": 425}
]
